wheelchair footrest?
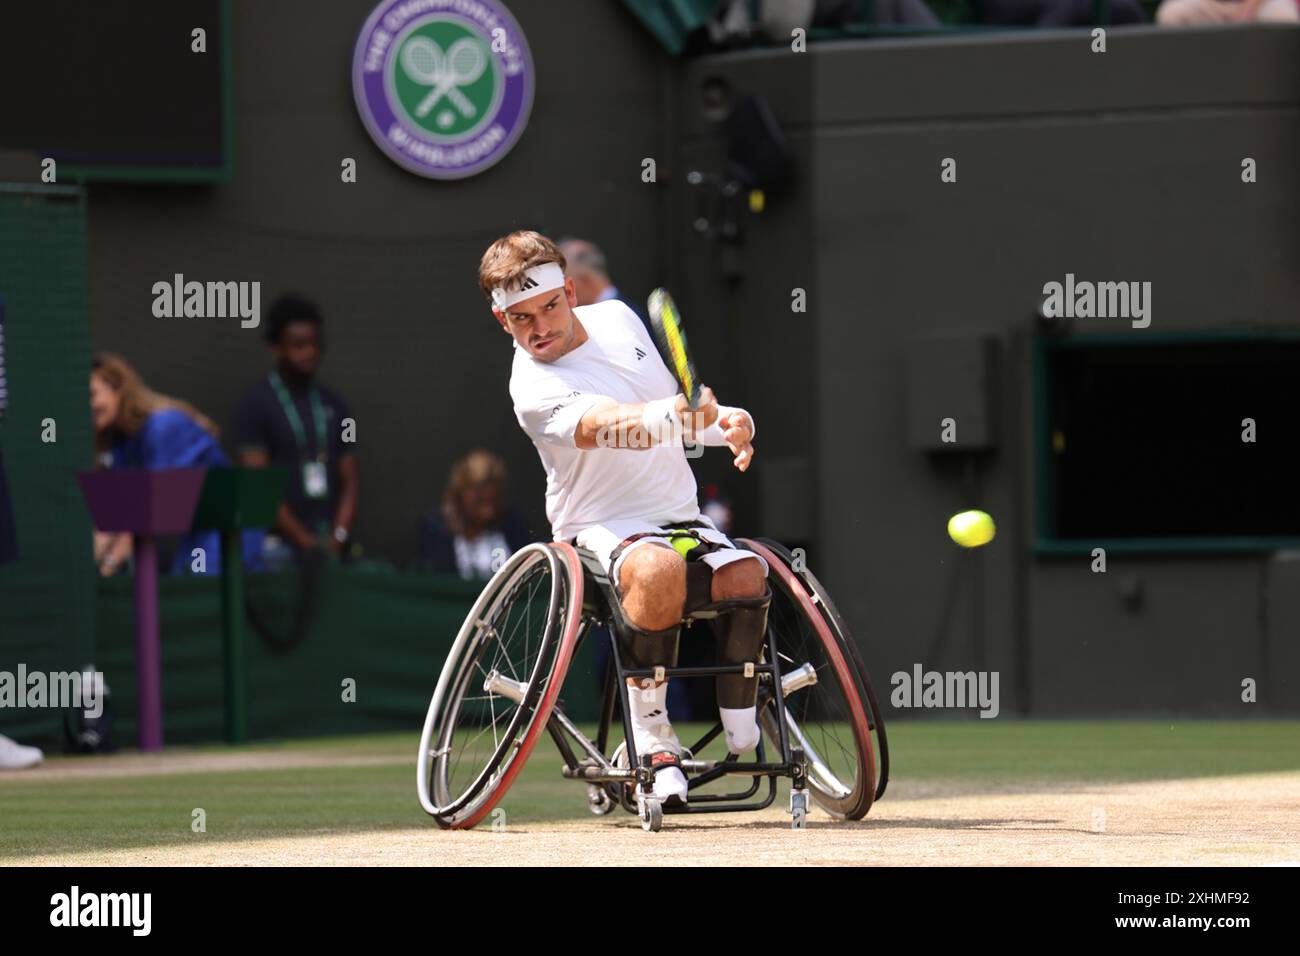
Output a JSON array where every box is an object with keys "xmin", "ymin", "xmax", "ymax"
[{"xmin": 561, "ymin": 764, "xmax": 635, "ymax": 783}]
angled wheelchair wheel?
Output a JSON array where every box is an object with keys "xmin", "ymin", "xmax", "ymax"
[
  {"xmin": 738, "ymin": 538, "xmax": 879, "ymax": 821},
  {"xmin": 417, "ymin": 542, "xmax": 584, "ymax": 829},
  {"xmin": 766, "ymin": 540, "xmax": 890, "ymax": 803}
]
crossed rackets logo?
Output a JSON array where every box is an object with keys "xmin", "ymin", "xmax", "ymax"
[
  {"xmin": 393, "ymin": 25, "xmax": 493, "ymax": 135},
  {"xmin": 400, "ymin": 36, "xmax": 487, "ymax": 118}
]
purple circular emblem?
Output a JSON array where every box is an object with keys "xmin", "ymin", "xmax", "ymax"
[{"xmin": 352, "ymin": 0, "xmax": 535, "ymax": 180}]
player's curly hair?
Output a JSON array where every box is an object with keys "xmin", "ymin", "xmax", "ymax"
[{"xmin": 477, "ymin": 230, "xmax": 567, "ymax": 303}]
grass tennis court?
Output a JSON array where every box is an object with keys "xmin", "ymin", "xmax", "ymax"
[{"xmin": 4, "ymin": 720, "xmax": 1298, "ymax": 866}]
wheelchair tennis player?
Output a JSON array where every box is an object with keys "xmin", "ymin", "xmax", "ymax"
[{"xmin": 480, "ymin": 230, "xmax": 768, "ymax": 807}]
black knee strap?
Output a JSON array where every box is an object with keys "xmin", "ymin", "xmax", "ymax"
[
  {"xmin": 714, "ymin": 588, "xmax": 772, "ymax": 709},
  {"xmin": 616, "ymin": 621, "xmax": 681, "ymax": 674}
]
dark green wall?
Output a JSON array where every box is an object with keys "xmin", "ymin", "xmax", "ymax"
[{"xmin": 675, "ymin": 26, "xmax": 1300, "ymax": 715}]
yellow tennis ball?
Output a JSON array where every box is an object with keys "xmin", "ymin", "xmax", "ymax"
[{"xmin": 948, "ymin": 510, "xmax": 996, "ymax": 548}]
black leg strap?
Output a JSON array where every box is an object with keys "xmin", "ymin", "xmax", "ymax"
[
  {"xmin": 713, "ymin": 588, "xmax": 772, "ymax": 709},
  {"xmin": 617, "ymin": 621, "xmax": 681, "ymax": 674}
]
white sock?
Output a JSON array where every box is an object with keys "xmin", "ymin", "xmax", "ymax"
[
  {"xmin": 720, "ymin": 705, "xmax": 761, "ymax": 755},
  {"xmin": 627, "ymin": 680, "xmax": 681, "ymax": 757},
  {"xmin": 626, "ymin": 681, "xmax": 688, "ymax": 803}
]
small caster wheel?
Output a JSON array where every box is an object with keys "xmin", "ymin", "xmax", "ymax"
[
  {"xmin": 640, "ymin": 798, "xmax": 663, "ymax": 832},
  {"xmin": 587, "ymin": 783, "xmax": 615, "ymax": 815},
  {"xmin": 790, "ymin": 788, "xmax": 808, "ymax": 830}
]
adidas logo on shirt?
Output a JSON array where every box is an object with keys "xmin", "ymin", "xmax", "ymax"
[{"xmin": 635, "ymin": 347, "xmax": 646, "ymax": 360}]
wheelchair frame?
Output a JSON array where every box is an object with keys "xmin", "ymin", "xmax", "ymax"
[
  {"xmin": 418, "ymin": 537, "xmax": 889, "ymax": 833},
  {"xmin": 551, "ymin": 546, "xmax": 809, "ymax": 831}
]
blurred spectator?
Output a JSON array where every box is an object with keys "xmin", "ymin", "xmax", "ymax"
[
  {"xmin": 558, "ymin": 237, "xmax": 651, "ymax": 333},
  {"xmin": 90, "ymin": 353, "xmax": 249, "ymax": 576},
  {"xmin": 717, "ymin": 0, "xmax": 940, "ymax": 45},
  {"xmin": 0, "ymin": 311, "xmax": 36, "ymax": 770},
  {"xmin": 0, "ymin": 442, "xmax": 17, "ymax": 566},
  {"xmin": 420, "ymin": 449, "xmax": 530, "ymax": 579},
  {"xmin": 1156, "ymin": 0, "xmax": 1298, "ymax": 22},
  {"xmin": 0, "ymin": 302, "xmax": 15, "ymax": 568},
  {"xmin": 557, "ymin": 238, "xmax": 626, "ymax": 307},
  {"xmin": 971, "ymin": 0, "xmax": 1145, "ymax": 25},
  {"xmin": 701, "ymin": 483, "xmax": 734, "ymax": 534},
  {"xmin": 0, "ymin": 733, "xmax": 42, "ymax": 770},
  {"xmin": 801, "ymin": 0, "xmax": 940, "ymax": 29},
  {"xmin": 234, "ymin": 294, "xmax": 358, "ymax": 567}
]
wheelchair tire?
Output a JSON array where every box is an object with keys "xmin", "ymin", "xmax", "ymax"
[
  {"xmin": 417, "ymin": 542, "xmax": 584, "ymax": 829},
  {"xmin": 752, "ymin": 537, "xmax": 889, "ymax": 802},
  {"xmin": 738, "ymin": 538, "xmax": 877, "ymax": 821}
]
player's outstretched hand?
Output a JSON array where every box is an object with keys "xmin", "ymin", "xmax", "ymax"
[
  {"xmin": 677, "ymin": 386, "xmax": 719, "ymax": 436},
  {"xmin": 721, "ymin": 409, "xmax": 754, "ymax": 472}
]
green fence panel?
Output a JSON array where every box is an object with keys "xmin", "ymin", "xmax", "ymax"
[
  {"xmin": 0, "ymin": 185, "xmax": 95, "ymax": 745},
  {"xmin": 91, "ymin": 566, "xmax": 604, "ymax": 748}
]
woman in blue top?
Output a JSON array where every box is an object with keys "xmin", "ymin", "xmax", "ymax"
[{"xmin": 90, "ymin": 353, "xmax": 257, "ymax": 576}]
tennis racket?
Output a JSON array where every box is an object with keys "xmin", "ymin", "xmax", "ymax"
[{"xmin": 647, "ymin": 288, "xmax": 703, "ymax": 409}]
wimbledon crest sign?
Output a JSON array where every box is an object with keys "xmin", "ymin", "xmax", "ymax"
[{"xmin": 352, "ymin": 0, "xmax": 535, "ymax": 180}]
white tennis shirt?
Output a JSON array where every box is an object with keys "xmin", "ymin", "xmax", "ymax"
[{"xmin": 509, "ymin": 299, "xmax": 752, "ymax": 542}]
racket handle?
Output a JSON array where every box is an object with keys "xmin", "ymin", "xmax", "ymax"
[{"xmin": 449, "ymin": 87, "xmax": 476, "ymax": 116}]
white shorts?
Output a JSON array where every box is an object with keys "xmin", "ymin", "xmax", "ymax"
[{"xmin": 574, "ymin": 516, "xmax": 769, "ymax": 587}]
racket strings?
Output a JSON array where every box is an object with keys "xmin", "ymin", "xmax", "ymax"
[
  {"xmin": 401, "ymin": 38, "xmax": 441, "ymax": 83},
  {"xmin": 399, "ymin": 35, "xmax": 488, "ymax": 119}
]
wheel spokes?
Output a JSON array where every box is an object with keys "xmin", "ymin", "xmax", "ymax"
[
  {"xmin": 765, "ymin": 586, "xmax": 866, "ymax": 812},
  {"xmin": 432, "ymin": 558, "xmax": 558, "ymax": 813}
]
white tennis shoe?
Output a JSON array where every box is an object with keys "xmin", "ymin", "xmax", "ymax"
[
  {"xmin": 0, "ymin": 734, "xmax": 43, "ymax": 770},
  {"xmin": 626, "ymin": 680, "xmax": 689, "ymax": 805}
]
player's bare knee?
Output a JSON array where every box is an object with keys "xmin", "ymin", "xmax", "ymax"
[
  {"xmin": 620, "ymin": 545, "xmax": 685, "ymax": 631},
  {"xmin": 711, "ymin": 557, "xmax": 766, "ymax": 602}
]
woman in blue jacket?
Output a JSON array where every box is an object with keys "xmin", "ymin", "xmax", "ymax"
[{"xmin": 90, "ymin": 353, "xmax": 258, "ymax": 575}]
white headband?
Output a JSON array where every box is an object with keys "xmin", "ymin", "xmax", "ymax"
[{"xmin": 492, "ymin": 262, "xmax": 566, "ymax": 311}]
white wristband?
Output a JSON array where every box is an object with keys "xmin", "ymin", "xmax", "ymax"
[{"xmin": 640, "ymin": 397, "xmax": 682, "ymax": 446}]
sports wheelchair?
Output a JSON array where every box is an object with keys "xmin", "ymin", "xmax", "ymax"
[{"xmin": 417, "ymin": 537, "xmax": 889, "ymax": 832}]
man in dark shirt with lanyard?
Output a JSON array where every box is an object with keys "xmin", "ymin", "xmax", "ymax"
[{"xmin": 234, "ymin": 294, "xmax": 358, "ymax": 562}]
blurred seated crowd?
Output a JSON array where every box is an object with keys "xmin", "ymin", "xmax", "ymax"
[{"xmin": 694, "ymin": 0, "xmax": 1295, "ymax": 43}]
